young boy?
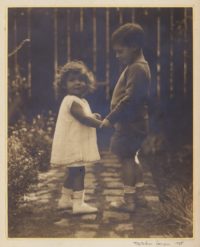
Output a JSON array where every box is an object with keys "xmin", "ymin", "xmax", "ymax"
[{"xmin": 101, "ymin": 23, "xmax": 151, "ymax": 212}]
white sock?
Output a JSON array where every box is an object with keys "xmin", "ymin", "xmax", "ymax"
[
  {"xmin": 135, "ymin": 182, "xmax": 145, "ymax": 188},
  {"xmin": 62, "ymin": 187, "xmax": 72, "ymax": 194},
  {"xmin": 134, "ymin": 149, "xmax": 140, "ymax": 165}
]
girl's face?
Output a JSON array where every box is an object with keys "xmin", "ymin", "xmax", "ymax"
[
  {"xmin": 66, "ymin": 73, "xmax": 88, "ymax": 97},
  {"xmin": 113, "ymin": 43, "xmax": 138, "ymax": 65}
]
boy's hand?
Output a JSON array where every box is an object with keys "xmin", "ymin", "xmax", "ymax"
[
  {"xmin": 93, "ymin": 113, "xmax": 102, "ymax": 120},
  {"xmin": 100, "ymin": 118, "xmax": 112, "ymax": 128}
]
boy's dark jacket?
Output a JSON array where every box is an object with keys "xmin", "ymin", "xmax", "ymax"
[{"xmin": 106, "ymin": 53, "xmax": 151, "ymax": 129}]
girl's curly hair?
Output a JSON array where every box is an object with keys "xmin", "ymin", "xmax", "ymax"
[{"xmin": 56, "ymin": 60, "xmax": 96, "ymax": 98}]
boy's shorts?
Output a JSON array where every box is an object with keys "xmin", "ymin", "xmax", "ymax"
[{"xmin": 110, "ymin": 122, "xmax": 147, "ymax": 160}]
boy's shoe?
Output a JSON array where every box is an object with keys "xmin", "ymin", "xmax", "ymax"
[
  {"xmin": 135, "ymin": 195, "xmax": 147, "ymax": 207},
  {"xmin": 135, "ymin": 185, "xmax": 147, "ymax": 207},
  {"xmin": 57, "ymin": 187, "xmax": 73, "ymax": 209},
  {"xmin": 72, "ymin": 190, "xmax": 98, "ymax": 214},
  {"xmin": 110, "ymin": 197, "xmax": 136, "ymax": 213}
]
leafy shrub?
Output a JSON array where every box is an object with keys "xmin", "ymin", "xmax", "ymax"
[
  {"xmin": 8, "ymin": 112, "xmax": 56, "ymax": 209},
  {"xmin": 9, "ymin": 112, "xmax": 55, "ymax": 171},
  {"xmin": 8, "ymin": 135, "xmax": 38, "ymax": 209}
]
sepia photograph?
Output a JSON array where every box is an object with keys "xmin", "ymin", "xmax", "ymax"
[{"xmin": 1, "ymin": 0, "xmax": 200, "ymax": 246}]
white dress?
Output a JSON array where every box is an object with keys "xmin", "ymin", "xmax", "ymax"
[{"xmin": 50, "ymin": 95, "xmax": 100, "ymax": 166}]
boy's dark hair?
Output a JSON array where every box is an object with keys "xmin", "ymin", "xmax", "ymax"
[
  {"xmin": 111, "ymin": 23, "xmax": 144, "ymax": 48},
  {"xmin": 56, "ymin": 60, "xmax": 96, "ymax": 97}
]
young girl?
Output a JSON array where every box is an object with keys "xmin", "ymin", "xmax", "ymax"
[{"xmin": 51, "ymin": 61, "xmax": 102, "ymax": 214}]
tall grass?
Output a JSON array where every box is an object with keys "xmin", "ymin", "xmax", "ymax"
[{"xmin": 157, "ymin": 184, "xmax": 193, "ymax": 237}]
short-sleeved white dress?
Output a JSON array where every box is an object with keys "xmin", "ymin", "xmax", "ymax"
[{"xmin": 50, "ymin": 95, "xmax": 100, "ymax": 167}]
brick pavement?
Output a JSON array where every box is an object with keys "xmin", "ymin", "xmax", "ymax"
[{"xmin": 13, "ymin": 152, "xmax": 162, "ymax": 238}]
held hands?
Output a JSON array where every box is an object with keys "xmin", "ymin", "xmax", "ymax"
[
  {"xmin": 93, "ymin": 113, "xmax": 102, "ymax": 120},
  {"xmin": 100, "ymin": 118, "xmax": 112, "ymax": 128},
  {"xmin": 92, "ymin": 113, "xmax": 112, "ymax": 128}
]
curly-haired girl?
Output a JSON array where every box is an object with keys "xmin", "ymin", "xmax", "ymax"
[{"xmin": 51, "ymin": 61, "xmax": 102, "ymax": 214}]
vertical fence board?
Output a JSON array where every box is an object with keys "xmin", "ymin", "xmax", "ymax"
[
  {"xmin": 81, "ymin": 8, "xmax": 93, "ymax": 70},
  {"xmin": 30, "ymin": 8, "xmax": 54, "ymax": 111},
  {"xmin": 160, "ymin": 8, "xmax": 171, "ymax": 103},
  {"xmin": 70, "ymin": 8, "xmax": 82, "ymax": 61},
  {"xmin": 27, "ymin": 8, "xmax": 31, "ymax": 96},
  {"xmin": 156, "ymin": 9, "xmax": 161, "ymax": 100},
  {"xmin": 15, "ymin": 9, "xmax": 29, "ymax": 80},
  {"xmin": 92, "ymin": 8, "xmax": 97, "ymax": 74},
  {"xmin": 57, "ymin": 9, "xmax": 68, "ymax": 66},
  {"xmin": 109, "ymin": 8, "xmax": 120, "ymax": 93},
  {"xmin": 169, "ymin": 9, "xmax": 174, "ymax": 99},
  {"xmin": 66, "ymin": 9, "xmax": 71, "ymax": 62},
  {"xmin": 173, "ymin": 8, "xmax": 185, "ymax": 102},
  {"xmin": 135, "ymin": 8, "xmax": 158, "ymax": 100},
  {"xmin": 121, "ymin": 8, "xmax": 133, "ymax": 23},
  {"xmin": 8, "ymin": 9, "xmax": 15, "ymax": 81},
  {"xmin": 185, "ymin": 8, "xmax": 193, "ymax": 144},
  {"xmin": 53, "ymin": 8, "xmax": 58, "ymax": 97},
  {"xmin": 96, "ymin": 8, "xmax": 106, "ymax": 82},
  {"xmin": 186, "ymin": 8, "xmax": 193, "ymax": 101}
]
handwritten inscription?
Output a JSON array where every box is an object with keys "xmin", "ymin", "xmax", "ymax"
[{"xmin": 132, "ymin": 241, "xmax": 184, "ymax": 246}]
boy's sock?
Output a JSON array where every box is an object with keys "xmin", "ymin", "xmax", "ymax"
[
  {"xmin": 134, "ymin": 150, "xmax": 144, "ymax": 184},
  {"xmin": 135, "ymin": 182, "xmax": 145, "ymax": 188},
  {"xmin": 135, "ymin": 185, "xmax": 147, "ymax": 207},
  {"xmin": 124, "ymin": 185, "xmax": 136, "ymax": 194},
  {"xmin": 134, "ymin": 150, "xmax": 147, "ymax": 206}
]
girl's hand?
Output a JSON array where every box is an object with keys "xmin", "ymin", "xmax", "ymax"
[
  {"xmin": 100, "ymin": 118, "xmax": 112, "ymax": 128},
  {"xmin": 93, "ymin": 113, "xmax": 102, "ymax": 120}
]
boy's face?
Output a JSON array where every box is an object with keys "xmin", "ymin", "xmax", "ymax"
[{"xmin": 113, "ymin": 44, "xmax": 138, "ymax": 65}]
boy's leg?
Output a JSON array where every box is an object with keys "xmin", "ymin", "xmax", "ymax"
[
  {"xmin": 134, "ymin": 150, "xmax": 147, "ymax": 206},
  {"xmin": 110, "ymin": 157, "xmax": 136, "ymax": 212},
  {"xmin": 109, "ymin": 128, "xmax": 146, "ymax": 211},
  {"xmin": 134, "ymin": 150, "xmax": 144, "ymax": 186},
  {"xmin": 122, "ymin": 158, "xmax": 137, "ymax": 209},
  {"xmin": 110, "ymin": 154, "xmax": 147, "ymax": 211},
  {"xmin": 122, "ymin": 158, "xmax": 137, "ymax": 186}
]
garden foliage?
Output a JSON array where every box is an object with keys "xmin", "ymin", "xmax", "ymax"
[{"xmin": 8, "ymin": 112, "xmax": 55, "ymax": 209}]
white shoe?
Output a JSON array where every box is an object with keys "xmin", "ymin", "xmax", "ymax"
[
  {"xmin": 73, "ymin": 202, "xmax": 98, "ymax": 214},
  {"xmin": 57, "ymin": 187, "xmax": 73, "ymax": 209},
  {"xmin": 72, "ymin": 190, "xmax": 98, "ymax": 214}
]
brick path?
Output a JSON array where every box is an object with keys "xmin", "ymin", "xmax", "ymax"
[{"xmin": 11, "ymin": 152, "xmax": 163, "ymax": 238}]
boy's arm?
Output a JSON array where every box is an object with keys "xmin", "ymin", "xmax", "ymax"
[
  {"xmin": 70, "ymin": 101, "xmax": 102, "ymax": 128},
  {"xmin": 106, "ymin": 65, "xmax": 148, "ymax": 124}
]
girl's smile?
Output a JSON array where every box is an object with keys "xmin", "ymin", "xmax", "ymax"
[{"xmin": 66, "ymin": 74, "xmax": 87, "ymax": 97}]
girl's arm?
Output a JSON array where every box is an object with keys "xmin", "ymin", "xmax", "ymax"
[{"xmin": 70, "ymin": 101, "xmax": 102, "ymax": 128}]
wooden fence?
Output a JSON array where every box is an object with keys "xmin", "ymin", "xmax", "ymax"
[{"xmin": 8, "ymin": 7, "xmax": 192, "ymax": 114}]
